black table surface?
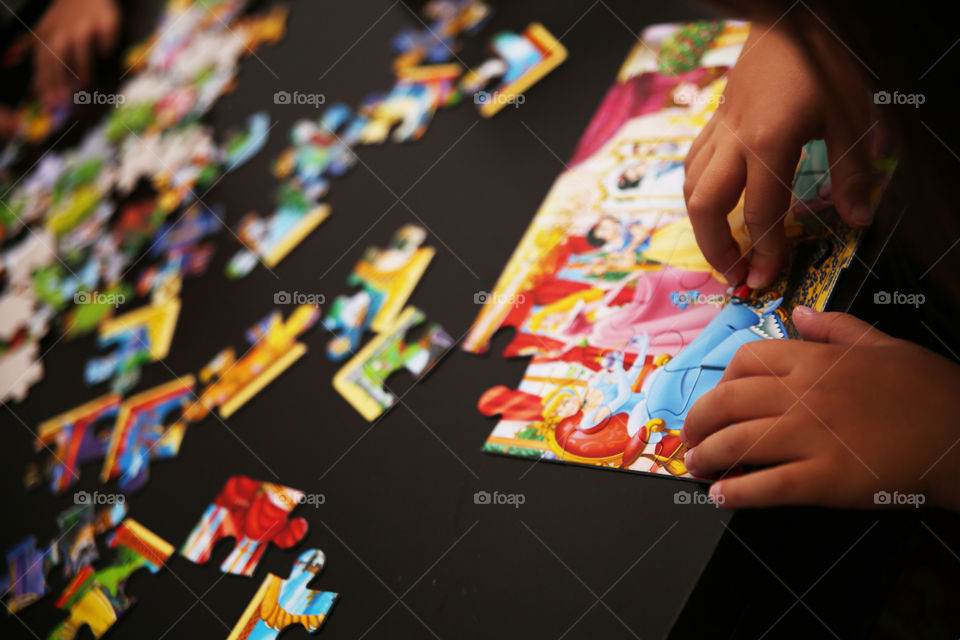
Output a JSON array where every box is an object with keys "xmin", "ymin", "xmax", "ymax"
[{"xmin": 2, "ymin": 2, "xmax": 958, "ymax": 639}]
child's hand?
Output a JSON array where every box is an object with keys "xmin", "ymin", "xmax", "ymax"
[
  {"xmin": 683, "ymin": 25, "xmax": 876, "ymax": 288},
  {"xmin": 33, "ymin": 0, "xmax": 121, "ymax": 107},
  {"xmin": 681, "ymin": 307, "xmax": 960, "ymax": 510}
]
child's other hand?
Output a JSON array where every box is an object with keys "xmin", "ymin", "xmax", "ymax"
[
  {"xmin": 683, "ymin": 25, "xmax": 876, "ymax": 288},
  {"xmin": 681, "ymin": 307, "xmax": 960, "ymax": 510},
  {"xmin": 33, "ymin": 0, "xmax": 121, "ymax": 107}
]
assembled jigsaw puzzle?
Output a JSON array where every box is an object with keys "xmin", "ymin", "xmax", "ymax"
[{"xmin": 464, "ymin": 20, "xmax": 891, "ymax": 479}]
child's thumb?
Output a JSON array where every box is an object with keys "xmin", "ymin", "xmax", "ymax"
[{"xmin": 792, "ymin": 306, "xmax": 893, "ymax": 346}]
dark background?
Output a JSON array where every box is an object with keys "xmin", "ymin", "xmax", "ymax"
[{"xmin": 2, "ymin": 1, "xmax": 959, "ymax": 639}]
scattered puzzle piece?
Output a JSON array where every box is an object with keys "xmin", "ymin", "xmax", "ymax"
[
  {"xmin": 227, "ymin": 549, "xmax": 338, "ymax": 640},
  {"xmin": 84, "ymin": 292, "xmax": 181, "ymax": 393},
  {"xmin": 334, "ymin": 306, "xmax": 453, "ymax": 421},
  {"xmin": 323, "ymin": 224, "xmax": 434, "ymax": 360},
  {"xmin": 100, "ymin": 376, "xmax": 196, "ymax": 493},
  {"xmin": 180, "ymin": 476, "xmax": 309, "ymax": 577},
  {"xmin": 34, "ymin": 393, "xmax": 122, "ymax": 493},
  {"xmin": 48, "ymin": 519, "xmax": 174, "ymax": 640},
  {"xmin": 185, "ymin": 305, "xmax": 318, "ymax": 421},
  {"xmin": 0, "ymin": 536, "xmax": 59, "ymax": 613},
  {"xmin": 392, "ymin": 0, "xmax": 491, "ymax": 71},
  {"xmin": 461, "ymin": 23, "xmax": 567, "ymax": 117},
  {"xmin": 56, "ymin": 502, "xmax": 128, "ymax": 579}
]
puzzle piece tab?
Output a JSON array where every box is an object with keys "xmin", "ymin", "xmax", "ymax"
[
  {"xmin": 180, "ymin": 476, "xmax": 309, "ymax": 577},
  {"xmin": 227, "ymin": 549, "xmax": 338, "ymax": 640}
]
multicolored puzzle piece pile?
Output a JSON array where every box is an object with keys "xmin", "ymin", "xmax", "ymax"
[{"xmin": 0, "ymin": 0, "xmax": 583, "ymax": 636}]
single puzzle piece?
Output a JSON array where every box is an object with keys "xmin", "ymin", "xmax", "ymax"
[
  {"xmin": 273, "ymin": 104, "xmax": 354, "ymax": 190},
  {"xmin": 136, "ymin": 202, "xmax": 221, "ymax": 298},
  {"xmin": 34, "ymin": 393, "xmax": 122, "ymax": 493},
  {"xmin": 184, "ymin": 305, "xmax": 319, "ymax": 421},
  {"xmin": 56, "ymin": 502, "xmax": 128, "ymax": 579},
  {"xmin": 0, "ymin": 339, "xmax": 45, "ymax": 404},
  {"xmin": 323, "ymin": 224, "xmax": 434, "ymax": 360},
  {"xmin": 48, "ymin": 519, "xmax": 174, "ymax": 640},
  {"xmin": 391, "ymin": 0, "xmax": 491, "ymax": 70},
  {"xmin": 357, "ymin": 65, "xmax": 461, "ymax": 145},
  {"xmin": 0, "ymin": 289, "xmax": 40, "ymax": 342},
  {"xmin": 460, "ymin": 23, "xmax": 567, "ymax": 117},
  {"xmin": 148, "ymin": 201, "xmax": 222, "ymax": 258},
  {"xmin": 0, "ymin": 536, "xmax": 59, "ymax": 613},
  {"xmin": 223, "ymin": 111, "xmax": 271, "ymax": 171},
  {"xmin": 180, "ymin": 476, "xmax": 309, "ymax": 577},
  {"xmin": 227, "ymin": 548, "xmax": 338, "ymax": 640},
  {"xmin": 225, "ymin": 202, "xmax": 330, "ymax": 279},
  {"xmin": 100, "ymin": 376, "xmax": 196, "ymax": 493},
  {"xmin": 84, "ymin": 293, "xmax": 181, "ymax": 393},
  {"xmin": 2, "ymin": 228, "xmax": 57, "ymax": 290},
  {"xmin": 333, "ymin": 306, "xmax": 454, "ymax": 421}
]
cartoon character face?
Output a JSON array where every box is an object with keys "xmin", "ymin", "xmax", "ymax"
[{"xmin": 589, "ymin": 216, "xmax": 621, "ymax": 245}]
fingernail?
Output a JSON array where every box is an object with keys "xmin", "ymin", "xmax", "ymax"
[
  {"xmin": 849, "ymin": 203, "xmax": 873, "ymax": 227},
  {"xmin": 792, "ymin": 305, "xmax": 814, "ymax": 319},
  {"xmin": 683, "ymin": 448, "xmax": 698, "ymax": 474},
  {"xmin": 709, "ymin": 481, "xmax": 725, "ymax": 505},
  {"xmin": 746, "ymin": 270, "xmax": 767, "ymax": 290},
  {"xmin": 679, "ymin": 427, "xmax": 688, "ymax": 446}
]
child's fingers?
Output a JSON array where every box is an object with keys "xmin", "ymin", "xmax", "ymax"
[
  {"xmin": 681, "ymin": 377, "xmax": 793, "ymax": 447},
  {"xmin": 682, "ymin": 139, "xmax": 714, "ymax": 198},
  {"xmin": 684, "ymin": 116, "xmax": 716, "ymax": 174},
  {"xmin": 720, "ymin": 338, "xmax": 799, "ymax": 383},
  {"xmin": 825, "ymin": 123, "xmax": 880, "ymax": 228},
  {"xmin": 684, "ymin": 416, "xmax": 805, "ymax": 477},
  {"xmin": 73, "ymin": 36, "xmax": 93, "ymax": 87},
  {"xmin": 96, "ymin": 12, "xmax": 120, "ymax": 55},
  {"xmin": 742, "ymin": 146, "xmax": 799, "ymax": 288},
  {"xmin": 34, "ymin": 43, "xmax": 71, "ymax": 107},
  {"xmin": 792, "ymin": 307, "xmax": 895, "ymax": 347},
  {"xmin": 685, "ymin": 146, "xmax": 749, "ymax": 284},
  {"xmin": 709, "ymin": 460, "xmax": 824, "ymax": 508}
]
